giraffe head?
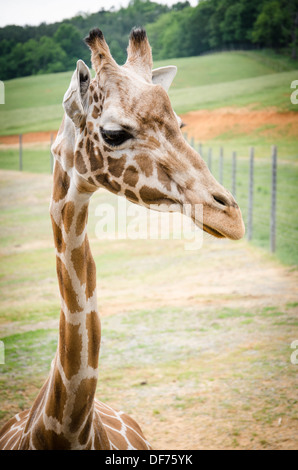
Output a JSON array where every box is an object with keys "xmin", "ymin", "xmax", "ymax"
[{"xmin": 58, "ymin": 27, "xmax": 244, "ymax": 240}]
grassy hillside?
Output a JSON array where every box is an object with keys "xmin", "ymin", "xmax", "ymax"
[{"xmin": 0, "ymin": 50, "xmax": 297, "ymax": 136}]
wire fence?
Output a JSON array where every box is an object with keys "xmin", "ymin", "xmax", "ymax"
[
  {"xmin": 185, "ymin": 135, "xmax": 298, "ymax": 265},
  {"xmin": 0, "ymin": 132, "xmax": 297, "ymax": 265}
]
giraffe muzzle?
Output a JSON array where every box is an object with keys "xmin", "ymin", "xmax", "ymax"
[
  {"xmin": 187, "ymin": 185, "xmax": 245, "ymax": 241},
  {"xmin": 203, "ymin": 192, "xmax": 245, "ymax": 240}
]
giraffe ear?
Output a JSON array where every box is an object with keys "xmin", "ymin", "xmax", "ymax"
[
  {"xmin": 152, "ymin": 66, "xmax": 177, "ymax": 92},
  {"xmin": 63, "ymin": 60, "xmax": 91, "ymax": 127}
]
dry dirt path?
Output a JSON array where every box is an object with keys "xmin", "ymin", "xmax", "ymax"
[{"xmin": 1, "ymin": 107, "xmax": 297, "ymax": 146}]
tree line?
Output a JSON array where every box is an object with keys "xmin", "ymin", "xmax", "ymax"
[{"xmin": 0, "ymin": 0, "xmax": 297, "ymax": 80}]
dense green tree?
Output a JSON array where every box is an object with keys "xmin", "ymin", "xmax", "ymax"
[
  {"xmin": 0, "ymin": 0, "xmax": 296, "ymax": 80},
  {"xmin": 35, "ymin": 36, "xmax": 67, "ymax": 73},
  {"xmin": 53, "ymin": 23, "xmax": 87, "ymax": 68},
  {"xmin": 252, "ymin": 1, "xmax": 291, "ymax": 48},
  {"xmin": 182, "ymin": 0, "xmax": 216, "ymax": 55},
  {"xmin": 171, "ymin": 1, "xmax": 191, "ymax": 11}
]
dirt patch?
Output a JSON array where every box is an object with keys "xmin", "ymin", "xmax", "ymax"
[
  {"xmin": 0, "ymin": 131, "xmax": 57, "ymax": 146},
  {"xmin": 180, "ymin": 107, "xmax": 298, "ymax": 141},
  {"xmin": 1, "ymin": 107, "xmax": 297, "ymax": 146}
]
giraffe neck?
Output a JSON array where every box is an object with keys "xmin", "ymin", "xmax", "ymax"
[
  {"xmin": 20, "ymin": 159, "xmax": 110, "ymax": 449},
  {"xmin": 50, "ymin": 162, "xmax": 99, "ymax": 438}
]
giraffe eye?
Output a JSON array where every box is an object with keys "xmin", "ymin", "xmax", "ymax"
[{"xmin": 100, "ymin": 128, "xmax": 132, "ymax": 147}]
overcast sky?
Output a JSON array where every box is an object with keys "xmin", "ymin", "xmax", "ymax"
[{"xmin": 0, "ymin": 0, "xmax": 198, "ymax": 27}]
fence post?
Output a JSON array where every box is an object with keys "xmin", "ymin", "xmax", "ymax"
[
  {"xmin": 270, "ymin": 145, "xmax": 277, "ymax": 253},
  {"xmin": 198, "ymin": 142, "xmax": 202, "ymax": 157},
  {"xmin": 247, "ymin": 147, "xmax": 254, "ymax": 241},
  {"xmin": 219, "ymin": 147, "xmax": 223, "ymax": 184},
  {"xmin": 19, "ymin": 134, "xmax": 23, "ymax": 171},
  {"xmin": 50, "ymin": 133, "xmax": 54, "ymax": 174},
  {"xmin": 208, "ymin": 148, "xmax": 212, "ymax": 173},
  {"xmin": 232, "ymin": 151, "xmax": 237, "ymax": 197}
]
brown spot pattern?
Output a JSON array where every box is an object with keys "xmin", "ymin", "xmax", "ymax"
[
  {"xmin": 142, "ymin": 136, "xmax": 161, "ymax": 150},
  {"xmin": 45, "ymin": 368, "xmax": 68, "ymax": 423},
  {"xmin": 125, "ymin": 189, "xmax": 138, "ymax": 202},
  {"xmin": 32, "ymin": 421, "xmax": 71, "ymax": 450},
  {"xmin": 76, "ymin": 204, "xmax": 88, "ymax": 236},
  {"xmin": 88, "ymin": 176, "xmax": 96, "ymax": 185},
  {"xmin": 92, "ymin": 106, "xmax": 100, "ymax": 119},
  {"xmin": 96, "ymin": 174, "xmax": 121, "ymax": 194},
  {"xmin": 56, "ymin": 257, "xmax": 82, "ymax": 313},
  {"xmin": 71, "ymin": 236, "xmax": 97, "ymax": 299},
  {"xmin": 86, "ymin": 311, "xmax": 101, "ymax": 369},
  {"xmin": 51, "ymin": 215, "xmax": 65, "ymax": 253},
  {"xmin": 123, "ymin": 165, "xmax": 139, "ymax": 187},
  {"xmin": 61, "ymin": 201, "xmax": 75, "ymax": 233},
  {"xmin": 101, "ymin": 413, "xmax": 122, "ymax": 432},
  {"xmin": 59, "ymin": 310, "xmax": 82, "ymax": 380},
  {"xmin": 106, "ymin": 429, "xmax": 129, "ymax": 449},
  {"xmin": 87, "ymin": 121, "xmax": 94, "ymax": 133},
  {"xmin": 90, "ymin": 144, "xmax": 104, "ymax": 172},
  {"xmin": 107, "ymin": 155, "xmax": 127, "ymax": 178},
  {"xmin": 75, "ymin": 150, "xmax": 88, "ymax": 175},
  {"xmin": 93, "ymin": 414, "xmax": 111, "ymax": 450},
  {"xmin": 157, "ymin": 165, "xmax": 172, "ymax": 192},
  {"xmin": 134, "ymin": 154, "xmax": 153, "ymax": 177},
  {"xmin": 79, "ymin": 117, "xmax": 87, "ymax": 134},
  {"xmin": 78, "ymin": 420, "xmax": 93, "ymax": 447},
  {"xmin": 69, "ymin": 378, "xmax": 97, "ymax": 433},
  {"xmin": 52, "ymin": 162, "xmax": 70, "ymax": 202},
  {"xmin": 139, "ymin": 186, "xmax": 169, "ymax": 205}
]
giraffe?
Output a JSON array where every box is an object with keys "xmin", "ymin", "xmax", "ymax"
[{"xmin": 0, "ymin": 27, "xmax": 245, "ymax": 450}]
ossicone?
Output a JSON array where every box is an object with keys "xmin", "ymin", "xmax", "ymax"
[
  {"xmin": 84, "ymin": 28, "xmax": 104, "ymax": 48},
  {"xmin": 84, "ymin": 27, "xmax": 117, "ymax": 74},
  {"xmin": 125, "ymin": 26, "xmax": 152, "ymax": 82},
  {"xmin": 129, "ymin": 27, "xmax": 147, "ymax": 44}
]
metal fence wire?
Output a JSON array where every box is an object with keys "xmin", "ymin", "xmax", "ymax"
[{"xmin": 186, "ymin": 135, "xmax": 298, "ymax": 262}]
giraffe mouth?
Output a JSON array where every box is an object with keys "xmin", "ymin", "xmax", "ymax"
[
  {"xmin": 202, "ymin": 224, "xmax": 225, "ymax": 239},
  {"xmin": 191, "ymin": 216, "xmax": 226, "ymax": 239}
]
